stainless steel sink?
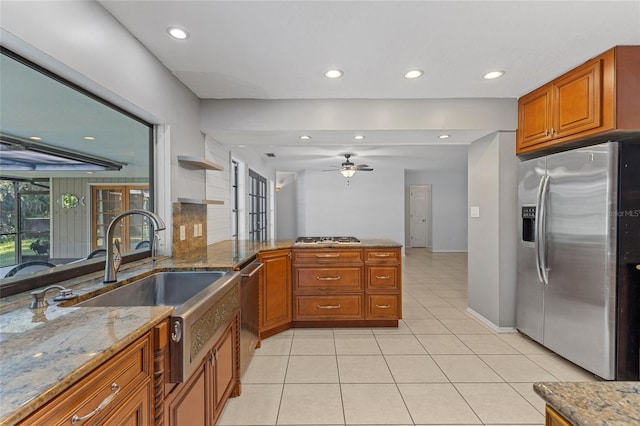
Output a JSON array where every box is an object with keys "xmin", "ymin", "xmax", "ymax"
[
  {"xmin": 76, "ymin": 271, "xmax": 229, "ymax": 308},
  {"xmin": 76, "ymin": 270, "xmax": 241, "ymax": 383}
]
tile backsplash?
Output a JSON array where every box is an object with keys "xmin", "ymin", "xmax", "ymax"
[{"xmin": 172, "ymin": 202, "xmax": 207, "ymax": 257}]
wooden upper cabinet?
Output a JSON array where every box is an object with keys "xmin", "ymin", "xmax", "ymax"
[
  {"xmin": 517, "ymin": 46, "xmax": 640, "ymax": 157},
  {"xmin": 518, "ymin": 84, "xmax": 553, "ymax": 148}
]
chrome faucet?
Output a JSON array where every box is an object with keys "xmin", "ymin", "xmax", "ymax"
[
  {"xmin": 30, "ymin": 285, "xmax": 77, "ymax": 309},
  {"xmin": 104, "ymin": 209, "xmax": 166, "ymax": 283}
]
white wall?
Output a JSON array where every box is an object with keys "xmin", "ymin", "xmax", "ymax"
[
  {"xmin": 276, "ymin": 181, "xmax": 298, "ymax": 240},
  {"xmin": 205, "ymin": 137, "xmax": 232, "ymax": 243},
  {"xmin": 296, "ymin": 168, "xmax": 404, "ymax": 245},
  {"xmin": 405, "ymin": 170, "xmax": 468, "ymax": 252},
  {"xmin": 467, "ymin": 131, "xmax": 518, "ymax": 330},
  {"xmin": 1, "ymin": 1, "xmax": 204, "ymax": 255}
]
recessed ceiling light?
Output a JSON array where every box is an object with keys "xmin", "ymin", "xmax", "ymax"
[
  {"xmin": 86, "ymin": 171, "xmax": 95, "ymax": 175},
  {"xmin": 483, "ymin": 70, "xmax": 505, "ymax": 80},
  {"xmin": 83, "ymin": 136, "xmax": 95, "ymax": 141},
  {"xmin": 324, "ymin": 69, "xmax": 343, "ymax": 79},
  {"xmin": 29, "ymin": 136, "xmax": 42, "ymax": 141},
  {"xmin": 404, "ymin": 69, "xmax": 424, "ymax": 79},
  {"xmin": 353, "ymin": 135, "xmax": 365, "ymax": 140},
  {"xmin": 438, "ymin": 134, "xmax": 451, "ymax": 139},
  {"xmin": 299, "ymin": 135, "xmax": 311, "ymax": 140},
  {"xmin": 167, "ymin": 27, "xmax": 189, "ymax": 40}
]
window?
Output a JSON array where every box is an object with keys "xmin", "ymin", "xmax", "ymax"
[
  {"xmin": 92, "ymin": 185, "xmax": 151, "ymax": 250},
  {"xmin": 248, "ymin": 169, "xmax": 267, "ymax": 242},
  {"xmin": 0, "ymin": 179, "xmax": 50, "ymax": 268},
  {"xmin": 231, "ymin": 160, "xmax": 239, "ymax": 241}
]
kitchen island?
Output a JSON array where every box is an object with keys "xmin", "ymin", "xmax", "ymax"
[{"xmin": 534, "ymin": 381, "xmax": 640, "ymax": 426}]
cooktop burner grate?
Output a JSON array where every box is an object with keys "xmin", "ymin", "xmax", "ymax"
[{"xmin": 295, "ymin": 236, "xmax": 361, "ymax": 244}]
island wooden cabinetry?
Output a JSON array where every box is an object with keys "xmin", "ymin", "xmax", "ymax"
[
  {"xmin": 293, "ymin": 249, "xmax": 364, "ymax": 323},
  {"xmin": 164, "ymin": 316, "xmax": 239, "ymax": 426},
  {"xmin": 365, "ymin": 248, "xmax": 402, "ymax": 321},
  {"xmin": 18, "ymin": 331, "xmax": 153, "ymax": 426},
  {"xmin": 517, "ymin": 46, "xmax": 640, "ymax": 157},
  {"xmin": 257, "ymin": 249, "xmax": 292, "ymax": 339},
  {"xmin": 292, "ymin": 247, "xmax": 400, "ymax": 326},
  {"xmin": 545, "ymin": 405, "xmax": 572, "ymax": 426}
]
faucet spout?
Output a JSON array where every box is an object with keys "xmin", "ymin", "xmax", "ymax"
[{"xmin": 104, "ymin": 209, "xmax": 166, "ymax": 283}]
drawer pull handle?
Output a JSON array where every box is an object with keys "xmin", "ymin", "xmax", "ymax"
[
  {"xmin": 373, "ymin": 253, "xmax": 391, "ymax": 257},
  {"xmin": 316, "ymin": 275, "xmax": 341, "ymax": 281},
  {"xmin": 316, "ymin": 254, "xmax": 341, "ymax": 258},
  {"xmin": 71, "ymin": 383, "xmax": 120, "ymax": 423},
  {"xmin": 317, "ymin": 304, "xmax": 341, "ymax": 309},
  {"xmin": 375, "ymin": 304, "xmax": 391, "ymax": 309},
  {"xmin": 375, "ymin": 275, "xmax": 391, "ymax": 279}
]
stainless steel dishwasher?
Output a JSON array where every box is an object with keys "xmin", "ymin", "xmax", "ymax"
[{"xmin": 239, "ymin": 260, "xmax": 263, "ymax": 376}]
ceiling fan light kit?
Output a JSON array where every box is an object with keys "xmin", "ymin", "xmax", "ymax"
[{"xmin": 324, "ymin": 154, "xmax": 373, "ymax": 179}]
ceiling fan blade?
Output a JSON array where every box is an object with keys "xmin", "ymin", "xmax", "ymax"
[{"xmin": 358, "ymin": 168, "xmax": 374, "ymax": 171}]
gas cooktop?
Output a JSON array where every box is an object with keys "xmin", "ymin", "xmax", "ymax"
[{"xmin": 295, "ymin": 236, "xmax": 361, "ymax": 244}]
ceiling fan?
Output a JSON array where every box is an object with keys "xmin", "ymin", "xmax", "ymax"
[{"xmin": 324, "ymin": 154, "xmax": 374, "ymax": 178}]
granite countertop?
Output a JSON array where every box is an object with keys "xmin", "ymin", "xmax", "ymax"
[
  {"xmin": 534, "ymin": 382, "xmax": 640, "ymax": 426},
  {"xmin": 0, "ymin": 238, "xmax": 401, "ymax": 424}
]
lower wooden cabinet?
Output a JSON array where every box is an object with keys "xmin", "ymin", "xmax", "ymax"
[
  {"xmin": 19, "ymin": 331, "xmax": 153, "ymax": 426},
  {"xmin": 257, "ymin": 249, "xmax": 292, "ymax": 338},
  {"xmin": 366, "ymin": 294, "xmax": 399, "ymax": 319},
  {"xmin": 294, "ymin": 294, "xmax": 363, "ymax": 320},
  {"xmin": 545, "ymin": 405, "xmax": 572, "ymax": 426},
  {"xmin": 164, "ymin": 315, "xmax": 239, "ymax": 426}
]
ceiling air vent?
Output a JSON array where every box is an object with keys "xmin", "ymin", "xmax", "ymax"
[{"xmin": 265, "ymin": 153, "xmax": 276, "ymax": 158}]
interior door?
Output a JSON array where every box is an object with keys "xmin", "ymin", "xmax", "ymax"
[{"xmin": 409, "ymin": 185, "xmax": 430, "ymax": 248}]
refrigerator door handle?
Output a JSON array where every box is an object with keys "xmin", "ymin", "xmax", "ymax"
[
  {"xmin": 534, "ymin": 176, "xmax": 545, "ymax": 284},
  {"xmin": 539, "ymin": 175, "xmax": 551, "ymax": 285}
]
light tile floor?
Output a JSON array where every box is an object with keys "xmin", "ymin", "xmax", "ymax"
[{"xmin": 218, "ymin": 249, "xmax": 599, "ymax": 426}]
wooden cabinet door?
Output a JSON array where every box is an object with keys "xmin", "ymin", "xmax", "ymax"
[
  {"xmin": 211, "ymin": 320, "xmax": 238, "ymax": 424},
  {"xmin": 517, "ymin": 84, "xmax": 553, "ymax": 149},
  {"xmin": 258, "ymin": 249, "xmax": 292, "ymax": 334},
  {"xmin": 545, "ymin": 405, "xmax": 572, "ymax": 426},
  {"xmin": 552, "ymin": 58, "xmax": 602, "ymax": 139},
  {"xmin": 165, "ymin": 362, "xmax": 208, "ymax": 426}
]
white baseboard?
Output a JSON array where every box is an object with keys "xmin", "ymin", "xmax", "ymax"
[{"xmin": 466, "ymin": 307, "xmax": 518, "ymax": 334}]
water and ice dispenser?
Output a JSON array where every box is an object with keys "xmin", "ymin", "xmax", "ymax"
[{"xmin": 521, "ymin": 206, "xmax": 536, "ymax": 242}]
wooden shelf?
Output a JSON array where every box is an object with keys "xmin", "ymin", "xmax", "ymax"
[
  {"xmin": 177, "ymin": 155, "xmax": 224, "ymax": 171},
  {"xmin": 177, "ymin": 198, "xmax": 224, "ymax": 205}
]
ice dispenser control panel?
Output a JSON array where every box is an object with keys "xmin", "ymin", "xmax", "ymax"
[{"xmin": 522, "ymin": 206, "xmax": 536, "ymax": 242}]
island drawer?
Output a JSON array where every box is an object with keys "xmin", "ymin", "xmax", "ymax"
[
  {"xmin": 294, "ymin": 295, "xmax": 363, "ymax": 320},
  {"xmin": 294, "ymin": 267, "xmax": 362, "ymax": 291},
  {"xmin": 366, "ymin": 295, "xmax": 399, "ymax": 319},
  {"xmin": 364, "ymin": 248, "xmax": 400, "ymax": 263},
  {"xmin": 366, "ymin": 266, "xmax": 399, "ymax": 290},
  {"xmin": 293, "ymin": 249, "xmax": 363, "ymax": 264},
  {"xmin": 19, "ymin": 332, "xmax": 152, "ymax": 426}
]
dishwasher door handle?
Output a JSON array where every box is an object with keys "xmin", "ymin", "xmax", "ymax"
[{"xmin": 241, "ymin": 262, "xmax": 263, "ymax": 278}]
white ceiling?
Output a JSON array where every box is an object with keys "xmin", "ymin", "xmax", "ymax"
[
  {"xmin": 98, "ymin": 0, "xmax": 640, "ymax": 173},
  {"xmin": 9, "ymin": 1, "xmax": 640, "ymax": 176}
]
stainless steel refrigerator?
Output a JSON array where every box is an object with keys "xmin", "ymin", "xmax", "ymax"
[{"xmin": 516, "ymin": 141, "xmax": 640, "ymax": 380}]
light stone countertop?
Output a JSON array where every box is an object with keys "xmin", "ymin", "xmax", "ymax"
[
  {"xmin": 534, "ymin": 381, "xmax": 640, "ymax": 426},
  {"xmin": 0, "ymin": 238, "xmax": 401, "ymax": 425}
]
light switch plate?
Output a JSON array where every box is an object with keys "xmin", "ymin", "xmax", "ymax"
[
  {"xmin": 180, "ymin": 225, "xmax": 186, "ymax": 240},
  {"xmin": 470, "ymin": 206, "xmax": 480, "ymax": 218},
  {"xmin": 194, "ymin": 224, "xmax": 198, "ymax": 237}
]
